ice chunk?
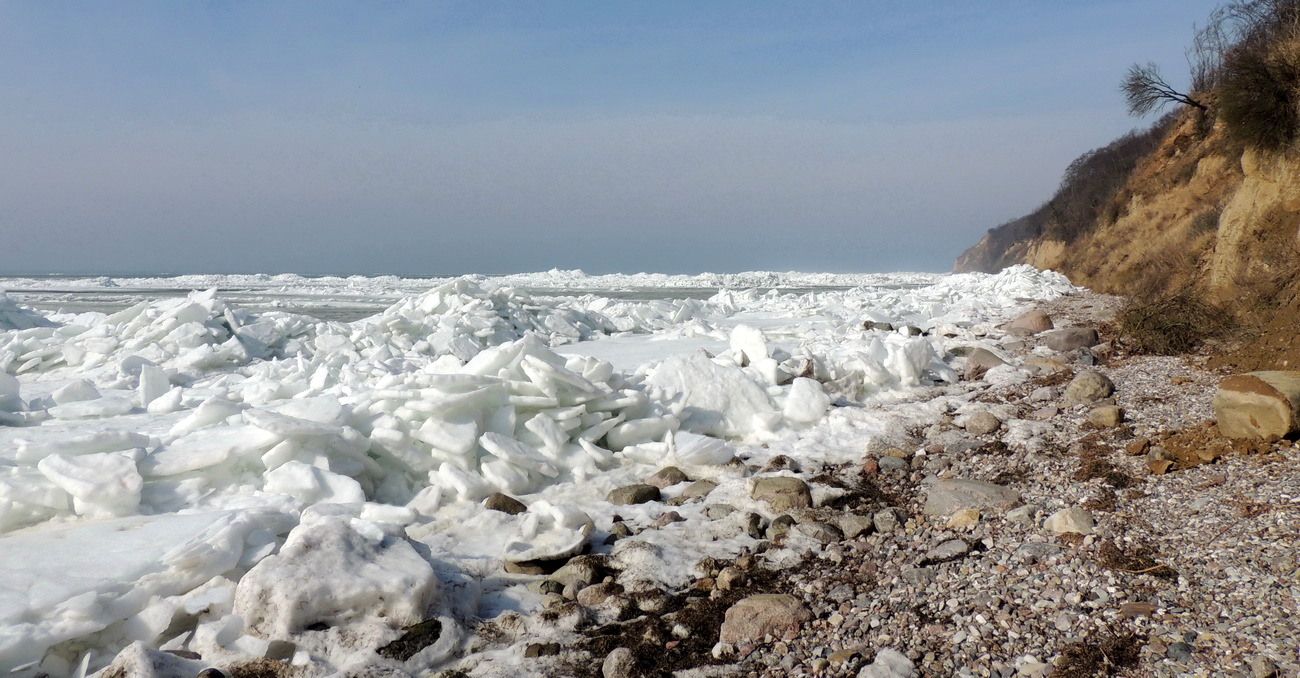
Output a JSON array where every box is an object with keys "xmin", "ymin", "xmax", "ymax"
[
  {"xmin": 243, "ymin": 408, "xmax": 341, "ymax": 437},
  {"xmin": 145, "ymin": 425, "xmax": 282, "ymax": 476},
  {"xmin": 264, "ymin": 460, "xmax": 366, "ymax": 505},
  {"xmin": 47, "ymin": 396, "xmax": 134, "ymax": 420},
  {"xmin": 16, "ymin": 430, "xmax": 151, "ymax": 463},
  {"xmin": 137, "ymin": 364, "xmax": 170, "ymax": 409},
  {"xmin": 146, "ymin": 387, "xmax": 184, "ymax": 414},
  {"xmin": 502, "ymin": 499, "xmax": 594, "ymax": 563},
  {"xmin": 782, "ymin": 377, "xmax": 832, "ymax": 424},
  {"xmin": 671, "ymin": 431, "xmax": 736, "ymax": 466},
  {"xmin": 167, "ymin": 397, "xmax": 243, "ymax": 438},
  {"xmin": 729, "ymin": 324, "xmax": 768, "ymax": 365},
  {"xmin": 605, "ymin": 416, "xmax": 678, "ymax": 451},
  {"xmin": 233, "ymin": 516, "xmax": 438, "ymax": 637},
  {"xmin": 0, "ymin": 372, "xmax": 22, "ymax": 412},
  {"xmin": 479, "ymin": 432, "xmax": 557, "ymax": 477},
  {"xmin": 51, "ymin": 379, "xmax": 101, "ymax": 405},
  {"xmin": 646, "ymin": 352, "xmax": 777, "ymax": 437},
  {"xmin": 36, "ymin": 452, "xmax": 142, "ymax": 518}
]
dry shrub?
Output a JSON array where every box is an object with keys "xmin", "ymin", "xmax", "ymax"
[
  {"xmin": 1118, "ymin": 292, "xmax": 1231, "ymax": 355},
  {"xmin": 1190, "ymin": 208, "xmax": 1222, "ymax": 235},
  {"xmin": 1219, "ymin": 0, "xmax": 1300, "ymax": 152},
  {"xmin": 1055, "ymin": 630, "xmax": 1145, "ymax": 678}
]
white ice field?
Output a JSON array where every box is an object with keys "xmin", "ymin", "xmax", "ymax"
[{"xmin": 0, "ymin": 266, "xmax": 1074, "ymax": 677}]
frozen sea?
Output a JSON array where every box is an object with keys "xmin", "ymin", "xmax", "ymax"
[{"xmin": 0, "ymin": 267, "xmax": 1073, "ymax": 677}]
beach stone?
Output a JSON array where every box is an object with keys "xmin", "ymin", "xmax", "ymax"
[
  {"xmin": 1006, "ymin": 505, "xmax": 1039, "ymax": 525},
  {"xmin": 1030, "ymin": 405, "xmax": 1059, "ymax": 420},
  {"xmin": 265, "ymin": 640, "xmax": 296, "ymax": 661},
  {"xmin": 751, "ymin": 476, "xmax": 812, "ymax": 511},
  {"xmin": 525, "ymin": 643, "xmax": 562, "ymax": 658},
  {"xmin": 1005, "ymin": 309, "xmax": 1054, "ymax": 334},
  {"xmin": 1028, "ymin": 385, "xmax": 1060, "ymax": 402},
  {"xmin": 839, "ymin": 514, "xmax": 875, "ymax": 539},
  {"xmin": 866, "ymin": 321, "xmax": 895, "ymax": 332},
  {"xmin": 1041, "ymin": 327, "xmax": 1100, "ymax": 352},
  {"xmin": 872, "ymin": 508, "xmax": 905, "ymax": 533},
  {"xmin": 1250, "ymin": 656, "xmax": 1279, "ymax": 678},
  {"xmin": 767, "ymin": 514, "xmax": 796, "ymax": 538},
  {"xmin": 704, "ymin": 504, "xmax": 736, "ymax": 520},
  {"xmin": 964, "ymin": 348, "xmax": 1007, "ymax": 372},
  {"xmin": 962, "ymin": 411, "xmax": 1001, "ymax": 436},
  {"xmin": 646, "ymin": 466, "xmax": 689, "ymax": 489},
  {"xmin": 652, "ymin": 511, "xmax": 685, "ymax": 528},
  {"xmin": 717, "ymin": 566, "xmax": 746, "ymax": 591},
  {"xmin": 484, "ymin": 492, "xmax": 528, "ymax": 515},
  {"xmin": 679, "ymin": 479, "xmax": 718, "ymax": 499},
  {"xmin": 719, "ymin": 594, "xmax": 812, "ymax": 645},
  {"xmin": 923, "ymin": 478, "xmax": 1021, "ymax": 516},
  {"xmin": 1013, "ymin": 542, "xmax": 1062, "ymax": 563},
  {"xmin": 877, "ymin": 455, "xmax": 909, "ymax": 472},
  {"xmin": 607, "ymin": 484, "xmax": 660, "ymax": 505},
  {"xmin": 794, "ymin": 521, "xmax": 844, "ymax": 544},
  {"xmin": 551, "ymin": 556, "xmax": 602, "ymax": 589},
  {"xmin": 858, "ymin": 648, "xmax": 918, "ymax": 678},
  {"xmin": 577, "ymin": 582, "xmax": 623, "ymax": 607},
  {"xmin": 1087, "ymin": 405, "xmax": 1125, "ymax": 427},
  {"xmin": 1063, "ymin": 370, "xmax": 1114, "ymax": 406},
  {"xmin": 1024, "ymin": 356, "xmax": 1070, "ymax": 374},
  {"xmin": 923, "ymin": 539, "xmax": 970, "ymax": 563},
  {"xmin": 602, "ymin": 647, "xmax": 636, "ymax": 678},
  {"xmin": 1214, "ymin": 371, "xmax": 1300, "ymax": 440},
  {"xmin": 1045, "ymin": 507, "xmax": 1095, "ymax": 535},
  {"xmin": 947, "ymin": 508, "xmax": 980, "ymax": 528}
]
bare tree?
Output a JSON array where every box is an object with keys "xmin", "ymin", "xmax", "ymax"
[{"xmin": 1122, "ymin": 62, "xmax": 1208, "ymax": 116}]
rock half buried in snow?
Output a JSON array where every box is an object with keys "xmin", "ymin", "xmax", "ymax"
[
  {"xmin": 719, "ymin": 594, "xmax": 811, "ymax": 644},
  {"xmin": 923, "ymin": 478, "xmax": 1021, "ymax": 516},
  {"xmin": 1041, "ymin": 327, "xmax": 1100, "ymax": 352},
  {"xmin": 751, "ymin": 476, "xmax": 812, "ymax": 511},
  {"xmin": 607, "ymin": 484, "xmax": 661, "ymax": 505},
  {"xmin": 1063, "ymin": 369, "xmax": 1115, "ymax": 406},
  {"xmin": 484, "ymin": 492, "xmax": 528, "ymax": 515},
  {"xmin": 1214, "ymin": 371, "xmax": 1300, "ymax": 440}
]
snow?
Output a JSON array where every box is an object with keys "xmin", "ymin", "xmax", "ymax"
[{"xmin": 0, "ymin": 265, "xmax": 1075, "ymax": 676}]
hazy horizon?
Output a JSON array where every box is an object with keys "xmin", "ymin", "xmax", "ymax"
[{"xmin": 0, "ymin": 1, "xmax": 1224, "ymax": 276}]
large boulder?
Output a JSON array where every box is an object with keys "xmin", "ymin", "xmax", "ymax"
[
  {"xmin": 751, "ymin": 476, "xmax": 812, "ymax": 511},
  {"xmin": 1041, "ymin": 328, "xmax": 1100, "ymax": 353},
  {"xmin": 1215, "ymin": 371, "xmax": 1300, "ymax": 440},
  {"xmin": 1063, "ymin": 370, "xmax": 1115, "ymax": 406},
  {"xmin": 719, "ymin": 594, "xmax": 811, "ymax": 644},
  {"xmin": 1004, "ymin": 309, "xmax": 1054, "ymax": 335}
]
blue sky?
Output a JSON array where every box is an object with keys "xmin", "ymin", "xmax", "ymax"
[{"xmin": 0, "ymin": 1, "xmax": 1224, "ymax": 275}]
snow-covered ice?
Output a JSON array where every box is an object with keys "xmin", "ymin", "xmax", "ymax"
[{"xmin": 0, "ymin": 265, "xmax": 1074, "ymax": 676}]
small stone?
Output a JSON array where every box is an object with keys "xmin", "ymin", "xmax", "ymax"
[
  {"xmin": 1087, "ymin": 405, "xmax": 1124, "ymax": 428},
  {"xmin": 503, "ymin": 561, "xmax": 547, "ymax": 575},
  {"xmin": 1024, "ymin": 356, "xmax": 1070, "ymax": 374},
  {"xmin": 1166, "ymin": 642, "xmax": 1194, "ymax": 662},
  {"xmin": 609, "ymin": 521, "xmax": 632, "ymax": 538},
  {"xmin": 743, "ymin": 512, "xmax": 766, "ymax": 539},
  {"xmin": 646, "ymin": 466, "xmax": 689, "ymax": 489},
  {"xmin": 767, "ymin": 514, "xmax": 796, "ymax": 538},
  {"xmin": 794, "ymin": 521, "xmax": 844, "ymax": 543},
  {"xmin": 197, "ymin": 671, "xmax": 226, "ymax": 678},
  {"xmin": 607, "ymin": 484, "xmax": 661, "ymax": 505},
  {"xmin": 602, "ymin": 647, "xmax": 637, "ymax": 678},
  {"xmin": 1125, "ymin": 438, "xmax": 1151, "ymax": 456},
  {"xmin": 577, "ymin": 582, "xmax": 623, "ymax": 607},
  {"xmin": 947, "ymin": 509, "xmax": 980, "ymax": 528},
  {"xmin": 704, "ymin": 504, "xmax": 737, "ymax": 520},
  {"xmin": 877, "ymin": 455, "xmax": 909, "ymax": 472},
  {"xmin": 719, "ymin": 594, "xmax": 812, "ymax": 645},
  {"xmin": 1013, "ymin": 542, "xmax": 1062, "ymax": 564},
  {"xmin": 923, "ymin": 478, "xmax": 1021, "ymax": 516},
  {"xmin": 858, "ymin": 648, "xmax": 917, "ymax": 678},
  {"xmin": 652, "ymin": 511, "xmax": 685, "ymax": 528},
  {"xmin": 264, "ymin": 639, "xmax": 296, "ymax": 661},
  {"xmin": 1063, "ymin": 370, "xmax": 1115, "ymax": 406},
  {"xmin": 1041, "ymin": 327, "xmax": 1100, "ymax": 352},
  {"xmin": 525, "ymin": 643, "xmax": 562, "ymax": 658},
  {"xmin": 751, "ymin": 476, "xmax": 812, "ymax": 511},
  {"xmin": 1028, "ymin": 385, "xmax": 1059, "ymax": 401},
  {"xmin": 962, "ymin": 411, "xmax": 1002, "ymax": 436},
  {"xmin": 1045, "ymin": 507, "xmax": 1095, "ymax": 535},
  {"xmin": 872, "ymin": 508, "xmax": 904, "ymax": 534},
  {"xmin": 902, "ymin": 566, "xmax": 933, "ymax": 585},
  {"xmin": 484, "ymin": 492, "xmax": 528, "ymax": 515},
  {"xmin": 964, "ymin": 348, "xmax": 1007, "ymax": 379},
  {"xmin": 1118, "ymin": 602, "xmax": 1157, "ymax": 618},
  {"xmin": 1250, "ymin": 656, "xmax": 1279, "ymax": 678},
  {"xmin": 679, "ymin": 479, "xmax": 718, "ymax": 499},
  {"xmin": 828, "ymin": 648, "xmax": 860, "ymax": 665},
  {"xmin": 838, "ymin": 513, "xmax": 875, "ymax": 539},
  {"xmin": 552, "ymin": 556, "xmax": 602, "ymax": 588},
  {"xmin": 922, "ymin": 539, "xmax": 970, "ymax": 563},
  {"xmin": 717, "ymin": 566, "xmax": 746, "ymax": 591},
  {"xmin": 1030, "ymin": 406, "xmax": 1059, "ymax": 420},
  {"xmin": 1006, "ymin": 505, "xmax": 1038, "ymax": 525}
]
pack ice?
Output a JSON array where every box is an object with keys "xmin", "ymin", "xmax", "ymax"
[{"xmin": 0, "ymin": 265, "xmax": 1073, "ymax": 676}]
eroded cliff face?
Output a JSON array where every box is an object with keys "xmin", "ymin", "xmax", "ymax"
[{"xmin": 956, "ymin": 112, "xmax": 1300, "ymax": 304}]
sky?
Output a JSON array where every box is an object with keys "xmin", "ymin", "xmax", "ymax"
[{"xmin": 0, "ymin": 1, "xmax": 1226, "ymax": 276}]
